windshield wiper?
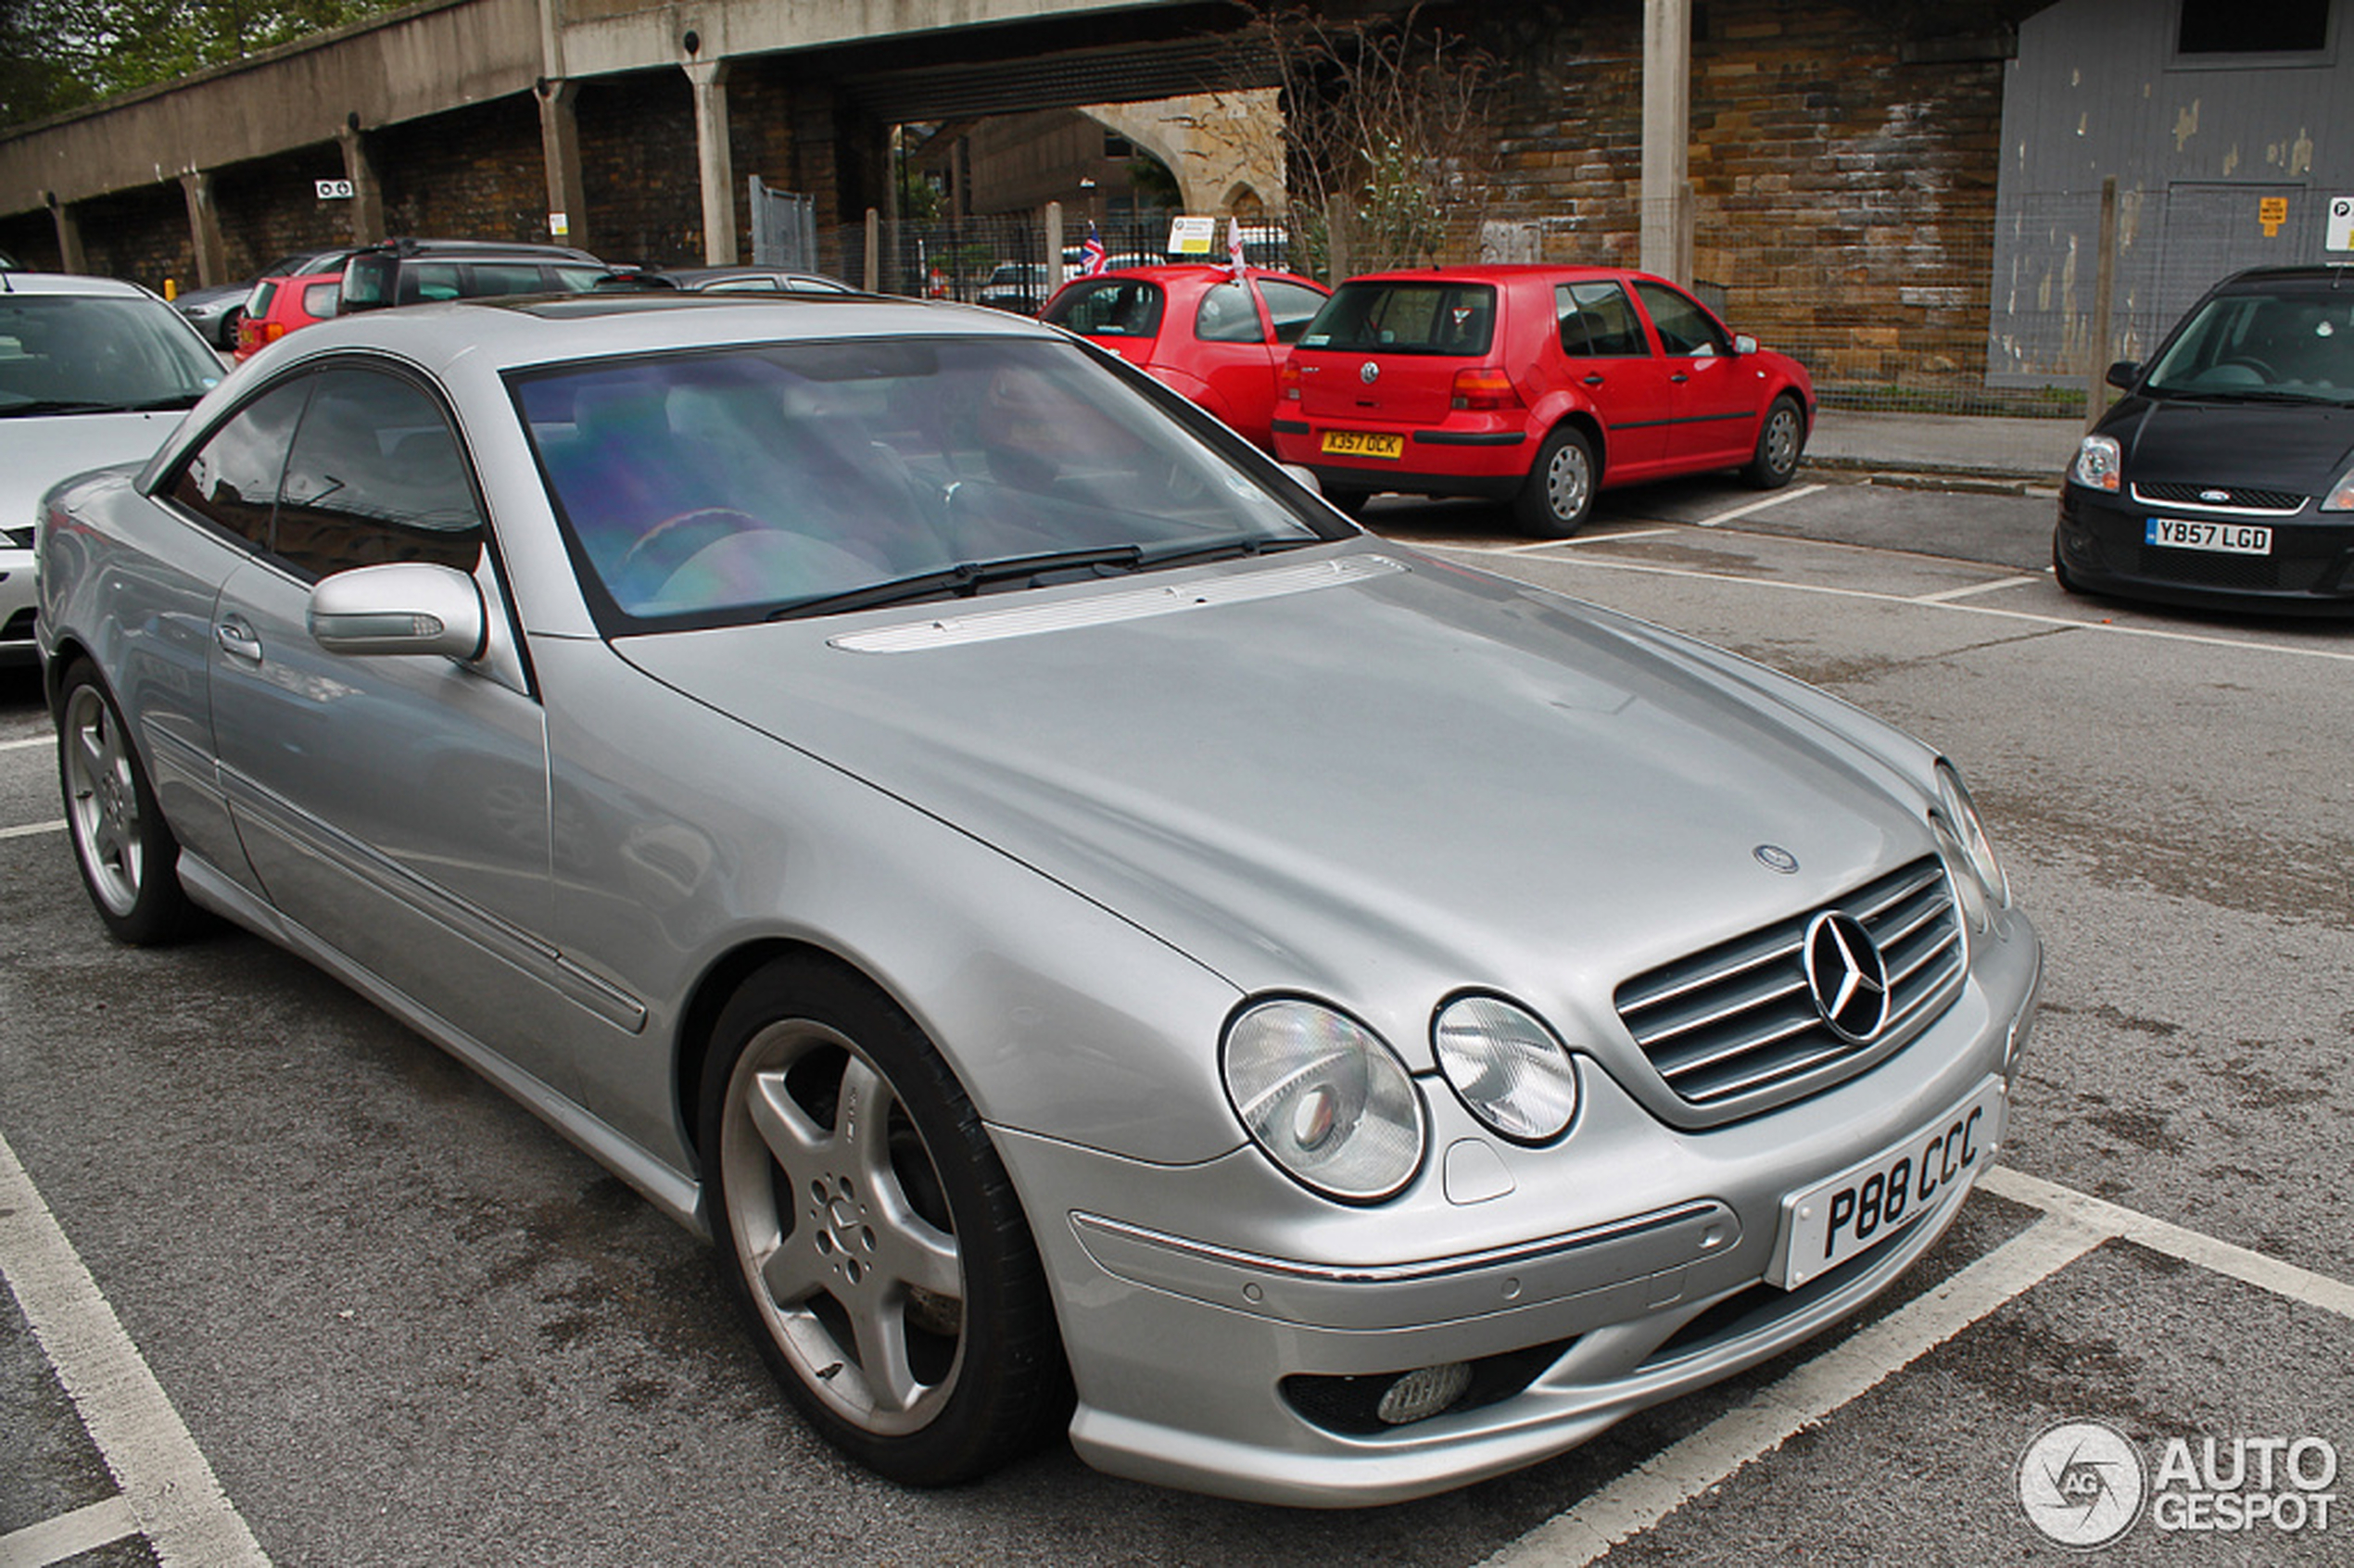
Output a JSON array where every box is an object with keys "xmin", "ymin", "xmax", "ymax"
[
  {"xmin": 1136, "ymin": 533, "xmax": 1322, "ymax": 569},
  {"xmin": 768, "ymin": 544, "xmax": 1146, "ymax": 620},
  {"xmin": 0, "ymin": 393, "xmax": 206, "ymax": 418}
]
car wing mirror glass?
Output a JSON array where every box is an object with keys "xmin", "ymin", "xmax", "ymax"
[
  {"xmin": 309, "ymin": 563, "xmax": 487, "ymax": 659},
  {"xmin": 2106, "ymin": 359, "xmax": 2141, "ymax": 391},
  {"xmin": 1732, "ymin": 334, "xmax": 1758, "ymax": 356},
  {"xmin": 340, "ymin": 252, "xmax": 399, "ymax": 314}
]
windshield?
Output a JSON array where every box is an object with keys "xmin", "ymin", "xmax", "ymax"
[
  {"xmin": 2143, "ymin": 289, "xmax": 2354, "ymax": 402},
  {"xmin": 514, "ymin": 335, "xmax": 1333, "ymax": 626},
  {"xmin": 0, "ymin": 293, "xmax": 225, "ymax": 415}
]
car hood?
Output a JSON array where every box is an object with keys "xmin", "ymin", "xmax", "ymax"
[
  {"xmin": 614, "ymin": 545, "xmax": 1936, "ymax": 1065},
  {"xmin": 3, "ymin": 411, "xmax": 187, "ymax": 530},
  {"xmin": 2107, "ymin": 395, "xmax": 2354, "ymax": 491}
]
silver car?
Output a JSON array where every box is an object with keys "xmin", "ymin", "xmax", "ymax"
[{"xmin": 36, "ymin": 292, "xmax": 2041, "ymax": 1506}]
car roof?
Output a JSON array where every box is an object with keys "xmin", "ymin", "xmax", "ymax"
[
  {"xmin": 1334, "ymin": 263, "xmax": 1668, "ymax": 287},
  {"xmin": 2210, "ymin": 265, "xmax": 2354, "ymax": 294},
  {"xmin": 0, "ymin": 272, "xmax": 162, "ymax": 299}
]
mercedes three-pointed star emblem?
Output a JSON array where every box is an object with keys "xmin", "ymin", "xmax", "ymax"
[{"xmin": 1803, "ymin": 910, "xmax": 1891, "ymax": 1043}]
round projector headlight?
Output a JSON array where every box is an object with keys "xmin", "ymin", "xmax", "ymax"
[
  {"xmin": 1221, "ymin": 1000, "xmax": 1426, "ymax": 1203},
  {"xmin": 1433, "ymin": 994, "xmax": 1580, "ymax": 1143},
  {"xmin": 1935, "ymin": 761, "xmax": 2010, "ymax": 915}
]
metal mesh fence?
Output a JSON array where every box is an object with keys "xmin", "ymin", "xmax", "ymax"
[{"xmin": 822, "ymin": 188, "xmax": 2322, "ymax": 420}]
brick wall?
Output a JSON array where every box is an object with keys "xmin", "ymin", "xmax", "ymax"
[
  {"xmin": 214, "ymin": 145, "xmax": 361, "ymax": 278},
  {"xmin": 576, "ymin": 71, "xmax": 701, "ymax": 266},
  {"xmin": 77, "ymin": 182, "xmax": 196, "ymax": 294},
  {"xmin": 1462, "ymin": 0, "xmax": 2015, "ymax": 389},
  {"xmin": 375, "ymin": 94, "xmax": 553, "ymax": 248},
  {"xmin": 0, "ymin": 211, "xmax": 61, "ymax": 271}
]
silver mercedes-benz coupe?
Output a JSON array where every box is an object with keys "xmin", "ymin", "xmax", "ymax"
[{"xmin": 36, "ymin": 292, "xmax": 2041, "ymax": 1506}]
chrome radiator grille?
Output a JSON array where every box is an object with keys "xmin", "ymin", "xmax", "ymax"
[{"xmin": 1614, "ymin": 856, "xmax": 1966, "ymax": 1107}]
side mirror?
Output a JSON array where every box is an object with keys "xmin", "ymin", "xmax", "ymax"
[
  {"xmin": 1732, "ymin": 334, "xmax": 1759, "ymax": 356},
  {"xmin": 1280, "ymin": 462, "xmax": 1323, "ymax": 495},
  {"xmin": 309, "ymin": 563, "xmax": 486, "ymax": 659},
  {"xmin": 2105, "ymin": 360, "xmax": 2141, "ymax": 391},
  {"xmin": 339, "ymin": 252, "xmax": 400, "ymax": 315}
]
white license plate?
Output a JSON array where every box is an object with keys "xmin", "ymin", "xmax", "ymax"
[
  {"xmin": 2145, "ymin": 517, "xmax": 2272, "ymax": 555},
  {"xmin": 1769, "ymin": 1080, "xmax": 2006, "ymax": 1289}
]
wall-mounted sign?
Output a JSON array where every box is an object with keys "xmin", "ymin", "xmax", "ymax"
[
  {"xmin": 315, "ymin": 179, "xmax": 356, "ymax": 201},
  {"xmin": 2329, "ymin": 196, "xmax": 2353, "ymax": 253},
  {"xmin": 1168, "ymin": 215, "xmax": 1216, "ymax": 256},
  {"xmin": 550, "ymin": 211, "xmax": 570, "ymax": 237},
  {"xmin": 2259, "ymin": 196, "xmax": 2288, "ymax": 237}
]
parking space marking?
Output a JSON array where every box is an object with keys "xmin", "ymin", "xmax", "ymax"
[
  {"xmin": 0, "ymin": 1498, "xmax": 139, "ymax": 1568},
  {"xmin": 1484, "ymin": 1208, "xmax": 2108, "ymax": 1568},
  {"xmin": 0, "ymin": 821, "xmax": 64, "ymax": 841},
  {"xmin": 1693, "ymin": 483, "xmax": 1824, "ymax": 527},
  {"xmin": 1909, "ymin": 574, "xmax": 2044, "ymax": 604},
  {"xmin": 0, "ymin": 1131, "xmax": 273, "ymax": 1568},
  {"xmin": 1491, "ymin": 527, "xmax": 1684, "ymax": 555},
  {"xmin": 0, "ymin": 736, "xmax": 47, "ymax": 752},
  {"xmin": 1428, "ymin": 536, "xmax": 2354, "ymax": 666}
]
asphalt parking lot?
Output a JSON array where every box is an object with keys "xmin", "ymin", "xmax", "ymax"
[{"xmin": 4, "ymin": 472, "xmax": 2351, "ymax": 1566}]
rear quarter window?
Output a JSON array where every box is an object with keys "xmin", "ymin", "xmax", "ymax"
[
  {"xmin": 1043, "ymin": 279, "xmax": 1166, "ymax": 338},
  {"xmin": 1297, "ymin": 282, "xmax": 1496, "ymax": 355}
]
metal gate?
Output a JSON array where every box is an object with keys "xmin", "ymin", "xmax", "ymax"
[{"xmin": 749, "ymin": 178, "xmax": 817, "ymax": 272}]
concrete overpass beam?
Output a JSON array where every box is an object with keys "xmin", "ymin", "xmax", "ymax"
[
  {"xmin": 338, "ymin": 124, "xmax": 387, "ymax": 246},
  {"xmin": 1640, "ymin": 0, "xmax": 1693, "ymax": 285},
  {"xmin": 47, "ymin": 196, "xmax": 86, "ymax": 274},
  {"xmin": 179, "ymin": 170, "xmax": 228, "ymax": 287},
  {"xmin": 686, "ymin": 59, "xmax": 738, "ymax": 266},
  {"xmin": 537, "ymin": 79, "xmax": 590, "ymax": 252}
]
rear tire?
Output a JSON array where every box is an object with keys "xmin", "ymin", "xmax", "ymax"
[
  {"xmin": 701, "ymin": 956, "xmax": 1069, "ymax": 1486},
  {"xmin": 1513, "ymin": 426, "xmax": 1596, "ymax": 538},
  {"xmin": 1743, "ymin": 395, "xmax": 1805, "ymax": 489},
  {"xmin": 57, "ymin": 661, "xmax": 197, "ymax": 946}
]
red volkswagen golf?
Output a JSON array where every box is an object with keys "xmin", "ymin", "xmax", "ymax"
[
  {"xmin": 1041, "ymin": 264, "xmax": 1330, "ymax": 451},
  {"xmin": 1272, "ymin": 264, "xmax": 1815, "ymax": 536}
]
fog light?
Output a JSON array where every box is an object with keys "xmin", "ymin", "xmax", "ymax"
[{"xmin": 1375, "ymin": 1362, "xmax": 1472, "ymax": 1426}]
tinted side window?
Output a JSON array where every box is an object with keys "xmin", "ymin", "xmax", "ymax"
[
  {"xmin": 166, "ymin": 378, "xmax": 312, "ymax": 550},
  {"xmin": 1634, "ymin": 281, "xmax": 1733, "ymax": 357},
  {"xmin": 1557, "ymin": 282, "xmax": 1649, "ymax": 358},
  {"xmin": 1042, "ymin": 279, "xmax": 1166, "ymax": 338},
  {"xmin": 1194, "ymin": 281, "xmax": 1264, "ymax": 344},
  {"xmin": 272, "ymin": 369, "xmax": 483, "ymax": 581},
  {"xmin": 400, "ymin": 263, "xmax": 464, "ymax": 305},
  {"xmin": 300, "ymin": 280, "xmax": 340, "ymax": 319},
  {"xmin": 1257, "ymin": 279, "xmax": 1328, "ymax": 345},
  {"xmin": 469, "ymin": 264, "xmax": 548, "ymax": 297}
]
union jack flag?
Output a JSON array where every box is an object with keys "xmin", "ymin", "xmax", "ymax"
[{"xmin": 1079, "ymin": 222, "xmax": 1108, "ymax": 278}]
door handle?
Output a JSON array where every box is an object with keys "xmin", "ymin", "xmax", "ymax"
[
  {"xmin": 1582, "ymin": 373, "xmax": 1605, "ymax": 386},
  {"xmin": 216, "ymin": 617, "xmax": 262, "ymax": 662},
  {"xmin": 1671, "ymin": 372, "xmax": 1690, "ymax": 384}
]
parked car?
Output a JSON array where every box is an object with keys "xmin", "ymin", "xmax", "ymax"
[
  {"xmin": 1041, "ymin": 264, "xmax": 1330, "ymax": 449},
  {"xmin": 1273, "ymin": 264, "xmax": 1816, "ymax": 536},
  {"xmin": 2057, "ymin": 265, "xmax": 2354, "ymax": 614},
  {"xmin": 591, "ymin": 265, "xmax": 854, "ymax": 295},
  {"xmin": 236, "ymin": 238, "xmax": 604, "ymax": 359},
  {"xmin": 171, "ymin": 281, "xmax": 252, "ymax": 349},
  {"xmin": 978, "ymin": 261, "xmax": 1049, "ymax": 314},
  {"xmin": 0, "ymin": 272, "xmax": 225, "ymax": 661},
  {"xmin": 37, "ymin": 290, "xmax": 2038, "ymax": 1506}
]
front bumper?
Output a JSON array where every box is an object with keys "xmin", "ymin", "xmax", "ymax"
[
  {"xmin": 2057, "ymin": 487, "xmax": 2354, "ymax": 614},
  {"xmin": 1000, "ymin": 913, "xmax": 2042, "ymax": 1506}
]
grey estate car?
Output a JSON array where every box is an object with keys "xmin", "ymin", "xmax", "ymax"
[{"xmin": 36, "ymin": 292, "xmax": 2041, "ymax": 1506}]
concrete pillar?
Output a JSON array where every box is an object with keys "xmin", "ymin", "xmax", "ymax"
[
  {"xmin": 1044, "ymin": 201, "xmax": 1065, "ymax": 294},
  {"xmin": 1640, "ymin": 0, "xmax": 1693, "ymax": 285},
  {"xmin": 536, "ymin": 79, "xmax": 589, "ymax": 251},
  {"xmin": 686, "ymin": 59, "xmax": 737, "ymax": 266},
  {"xmin": 337, "ymin": 124, "xmax": 386, "ymax": 245},
  {"xmin": 47, "ymin": 196, "xmax": 86, "ymax": 273},
  {"xmin": 179, "ymin": 170, "xmax": 228, "ymax": 287}
]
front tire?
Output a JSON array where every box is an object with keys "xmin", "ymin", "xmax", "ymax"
[
  {"xmin": 57, "ymin": 661, "xmax": 197, "ymax": 945},
  {"xmin": 1514, "ymin": 425, "xmax": 1596, "ymax": 538},
  {"xmin": 701, "ymin": 956, "xmax": 1068, "ymax": 1486},
  {"xmin": 1744, "ymin": 395, "xmax": 1805, "ymax": 489}
]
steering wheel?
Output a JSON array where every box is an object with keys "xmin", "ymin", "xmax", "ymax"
[
  {"xmin": 616, "ymin": 507, "xmax": 784, "ymax": 589},
  {"xmin": 2218, "ymin": 356, "xmax": 2276, "ymax": 380}
]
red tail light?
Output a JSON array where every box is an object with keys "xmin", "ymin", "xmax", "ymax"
[
  {"xmin": 1450, "ymin": 367, "xmax": 1520, "ymax": 411},
  {"xmin": 1278, "ymin": 359, "xmax": 1302, "ymax": 401}
]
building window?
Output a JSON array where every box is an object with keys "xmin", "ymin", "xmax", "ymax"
[
  {"xmin": 1103, "ymin": 133, "xmax": 1133, "ymax": 158},
  {"xmin": 2177, "ymin": 0, "xmax": 2329, "ymax": 57}
]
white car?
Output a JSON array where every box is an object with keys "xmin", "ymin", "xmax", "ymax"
[{"xmin": 1, "ymin": 272, "xmax": 228, "ymax": 661}]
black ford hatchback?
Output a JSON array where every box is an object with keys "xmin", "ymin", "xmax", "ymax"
[{"xmin": 2057, "ymin": 266, "xmax": 2354, "ymax": 614}]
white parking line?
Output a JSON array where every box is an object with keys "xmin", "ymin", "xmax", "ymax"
[
  {"xmin": 0, "ymin": 1131, "xmax": 273, "ymax": 1568},
  {"xmin": 1909, "ymin": 574, "xmax": 2044, "ymax": 604},
  {"xmin": 1694, "ymin": 483, "xmax": 1825, "ymax": 527},
  {"xmin": 0, "ymin": 1498, "xmax": 139, "ymax": 1568},
  {"xmin": 1488, "ymin": 1168, "xmax": 2354, "ymax": 1566},
  {"xmin": 1492, "ymin": 527, "xmax": 1683, "ymax": 555},
  {"xmin": 0, "ymin": 821, "xmax": 65, "ymax": 841},
  {"xmin": 0, "ymin": 736, "xmax": 48, "ymax": 752}
]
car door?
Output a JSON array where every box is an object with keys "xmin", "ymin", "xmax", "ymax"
[
  {"xmin": 1556, "ymin": 279, "xmax": 1672, "ymax": 474},
  {"xmin": 204, "ymin": 363, "xmax": 580, "ymax": 1094},
  {"xmin": 1184, "ymin": 278, "xmax": 1284, "ymax": 445},
  {"xmin": 1632, "ymin": 279, "xmax": 1766, "ymax": 471}
]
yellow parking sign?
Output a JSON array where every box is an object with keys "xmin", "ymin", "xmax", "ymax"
[{"xmin": 2259, "ymin": 196, "xmax": 2288, "ymax": 237}]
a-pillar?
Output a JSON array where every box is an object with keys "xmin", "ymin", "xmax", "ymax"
[
  {"xmin": 337, "ymin": 122, "xmax": 386, "ymax": 245},
  {"xmin": 46, "ymin": 194, "xmax": 86, "ymax": 273},
  {"xmin": 1639, "ymin": 0, "xmax": 1693, "ymax": 286},
  {"xmin": 536, "ymin": 78, "xmax": 589, "ymax": 252},
  {"xmin": 686, "ymin": 59, "xmax": 737, "ymax": 265},
  {"xmin": 178, "ymin": 170, "xmax": 228, "ymax": 286}
]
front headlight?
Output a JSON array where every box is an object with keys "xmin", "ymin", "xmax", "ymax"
[
  {"xmin": 1935, "ymin": 762, "xmax": 2011, "ymax": 927},
  {"xmin": 2071, "ymin": 434, "xmax": 2122, "ymax": 492},
  {"xmin": 1433, "ymin": 994, "xmax": 1580, "ymax": 1143},
  {"xmin": 2322, "ymin": 464, "xmax": 2354, "ymax": 512},
  {"xmin": 1221, "ymin": 999, "xmax": 1427, "ymax": 1202}
]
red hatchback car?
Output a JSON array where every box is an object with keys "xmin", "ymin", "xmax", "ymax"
[
  {"xmin": 1272, "ymin": 265, "xmax": 1815, "ymax": 536},
  {"xmin": 1040, "ymin": 264, "xmax": 1330, "ymax": 450}
]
